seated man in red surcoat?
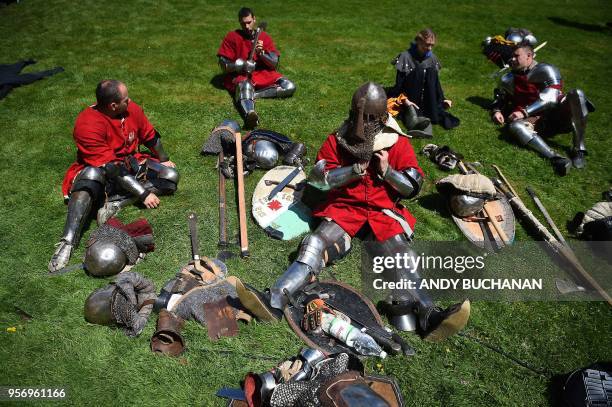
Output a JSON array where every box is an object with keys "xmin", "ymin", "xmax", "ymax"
[
  {"xmin": 270, "ymin": 82, "xmax": 470, "ymax": 342},
  {"xmin": 48, "ymin": 80, "xmax": 179, "ymax": 272},
  {"xmin": 217, "ymin": 7, "xmax": 296, "ymax": 129}
]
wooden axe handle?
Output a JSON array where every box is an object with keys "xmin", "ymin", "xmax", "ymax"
[{"xmin": 234, "ymin": 132, "xmax": 249, "ymax": 257}]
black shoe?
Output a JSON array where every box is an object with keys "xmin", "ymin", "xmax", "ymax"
[
  {"xmin": 419, "ymin": 300, "xmax": 471, "ymax": 342},
  {"xmin": 571, "ymin": 150, "xmax": 587, "ymax": 169},
  {"xmin": 551, "ymin": 156, "xmax": 572, "ymax": 176}
]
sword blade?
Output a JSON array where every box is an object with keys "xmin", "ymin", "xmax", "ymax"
[
  {"xmin": 47, "ymin": 263, "xmax": 84, "ymax": 276},
  {"xmin": 267, "ymin": 167, "xmax": 300, "ymax": 201}
]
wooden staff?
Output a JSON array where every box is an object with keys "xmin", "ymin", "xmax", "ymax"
[{"xmin": 234, "ymin": 132, "xmax": 249, "ymax": 257}]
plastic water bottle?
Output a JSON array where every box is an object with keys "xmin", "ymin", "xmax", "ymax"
[{"xmin": 321, "ymin": 311, "xmax": 387, "ymax": 358}]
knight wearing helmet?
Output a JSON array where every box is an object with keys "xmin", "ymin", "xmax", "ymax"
[{"xmin": 269, "ymin": 82, "xmax": 470, "ymax": 342}]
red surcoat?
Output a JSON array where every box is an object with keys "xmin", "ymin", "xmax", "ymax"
[
  {"xmin": 217, "ymin": 30, "xmax": 283, "ymax": 93},
  {"xmin": 312, "ymin": 134, "xmax": 424, "ymax": 241},
  {"xmin": 61, "ymin": 102, "xmax": 156, "ymax": 197}
]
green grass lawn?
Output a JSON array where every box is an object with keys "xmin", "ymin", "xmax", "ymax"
[{"xmin": 1, "ymin": 0, "xmax": 611, "ymax": 405}]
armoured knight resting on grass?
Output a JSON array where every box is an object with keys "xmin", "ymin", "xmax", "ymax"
[
  {"xmin": 217, "ymin": 7, "xmax": 296, "ymax": 129},
  {"xmin": 270, "ymin": 82, "xmax": 470, "ymax": 342},
  {"xmin": 48, "ymin": 80, "xmax": 179, "ymax": 272},
  {"xmin": 490, "ymin": 43, "xmax": 595, "ymax": 176}
]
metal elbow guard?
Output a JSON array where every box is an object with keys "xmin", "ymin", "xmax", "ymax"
[
  {"xmin": 269, "ymin": 261, "xmax": 313, "ymax": 310},
  {"xmin": 384, "ymin": 167, "xmax": 423, "ymax": 199},
  {"xmin": 260, "ymin": 51, "xmax": 279, "ymax": 69},
  {"xmin": 116, "ymin": 175, "xmax": 148, "ymax": 201},
  {"xmin": 525, "ymin": 87, "xmax": 562, "ymax": 116},
  {"xmin": 144, "ymin": 132, "xmax": 169, "ymax": 162},
  {"xmin": 219, "ymin": 56, "xmax": 245, "ymax": 73},
  {"xmin": 308, "ymin": 160, "xmax": 361, "ymax": 191}
]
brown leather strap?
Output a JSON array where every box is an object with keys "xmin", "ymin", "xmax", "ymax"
[{"xmin": 138, "ymin": 299, "xmax": 156, "ymax": 311}]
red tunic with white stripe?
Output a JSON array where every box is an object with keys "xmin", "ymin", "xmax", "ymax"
[
  {"xmin": 312, "ymin": 134, "xmax": 424, "ymax": 241},
  {"xmin": 217, "ymin": 30, "xmax": 283, "ymax": 93},
  {"xmin": 61, "ymin": 102, "xmax": 156, "ymax": 197}
]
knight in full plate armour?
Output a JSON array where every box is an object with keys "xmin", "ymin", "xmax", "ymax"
[
  {"xmin": 490, "ymin": 43, "xmax": 595, "ymax": 176},
  {"xmin": 269, "ymin": 82, "xmax": 470, "ymax": 342}
]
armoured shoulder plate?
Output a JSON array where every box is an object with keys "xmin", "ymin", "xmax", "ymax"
[
  {"xmin": 394, "ymin": 51, "xmax": 416, "ymax": 74},
  {"xmin": 528, "ymin": 63, "xmax": 562, "ymax": 87}
]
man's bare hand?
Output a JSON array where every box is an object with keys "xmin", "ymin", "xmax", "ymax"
[
  {"xmin": 374, "ymin": 150, "xmax": 390, "ymax": 176},
  {"xmin": 143, "ymin": 193, "xmax": 160, "ymax": 209},
  {"xmin": 443, "ymin": 99, "xmax": 453, "ymax": 109},
  {"xmin": 255, "ymin": 40, "xmax": 264, "ymax": 55},
  {"xmin": 353, "ymin": 160, "xmax": 370, "ymax": 175},
  {"xmin": 492, "ymin": 111, "xmax": 505, "ymax": 125},
  {"xmin": 508, "ymin": 110, "xmax": 525, "ymax": 121},
  {"xmin": 161, "ymin": 160, "xmax": 176, "ymax": 168}
]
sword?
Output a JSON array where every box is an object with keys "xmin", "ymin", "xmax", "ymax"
[
  {"xmin": 48, "ymin": 263, "xmax": 84, "ymax": 276},
  {"xmin": 267, "ymin": 166, "xmax": 301, "ymax": 201}
]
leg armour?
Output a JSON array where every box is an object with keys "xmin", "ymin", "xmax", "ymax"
[
  {"xmin": 235, "ymin": 80, "xmax": 258, "ymax": 128},
  {"xmin": 71, "ymin": 166, "xmax": 106, "ymax": 205},
  {"xmin": 508, "ymin": 120, "xmax": 557, "ymax": 158},
  {"xmin": 270, "ymin": 220, "xmax": 350, "ymax": 309},
  {"xmin": 374, "ymin": 234, "xmax": 432, "ymax": 332},
  {"xmin": 145, "ymin": 159, "xmax": 179, "ymax": 195},
  {"xmin": 564, "ymin": 89, "xmax": 589, "ymax": 168},
  {"xmin": 254, "ymin": 77, "xmax": 296, "ymax": 99},
  {"xmin": 376, "ymin": 234, "xmax": 470, "ymax": 340},
  {"xmin": 63, "ymin": 166, "xmax": 106, "ymax": 243},
  {"xmin": 508, "ymin": 120, "xmax": 572, "ymax": 175},
  {"xmin": 49, "ymin": 189, "xmax": 94, "ymax": 272}
]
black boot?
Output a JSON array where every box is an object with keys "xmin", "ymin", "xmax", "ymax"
[
  {"xmin": 551, "ymin": 156, "xmax": 572, "ymax": 176},
  {"xmin": 415, "ymin": 300, "xmax": 471, "ymax": 342}
]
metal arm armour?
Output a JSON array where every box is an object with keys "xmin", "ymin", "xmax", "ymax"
[
  {"xmin": 218, "ymin": 56, "xmax": 245, "ymax": 73},
  {"xmin": 524, "ymin": 86, "xmax": 563, "ymax": 116},
  {"xmin": 524, "ymin": 63, "xmax": 563, "ymax": 116},
  {"xmin": 308, "ymin": 159, "xmax": 363, "ymax": 191},
  {"xmin": 103, "ymin": 163, "xmax": 149, "ymax": 201},
  {"xmin": 259, "ymin": 51, "xmax": 279, "ymax": 69},
  {"xmin": 491, "ymin": 73, "xmax": 513, "ymax": 112},
  {"xmin": 383, "ymin": 167, "xmax": 423, "ymax": 199},
  {"xmin": 116, "ymin": 175, "xmax": 149, "ymax": 201},
  {"xmin": 144, "ymin": 131, "xmax": 169, "ymax": 162}
]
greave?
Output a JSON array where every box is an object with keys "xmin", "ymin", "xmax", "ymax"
[
  {"xmin": 61, "ymin": 190, "xmax": 93, "ymax": 245},
  {"xmin": 566, "ymin": 89, "xmax": 588, "ymax": 153}
]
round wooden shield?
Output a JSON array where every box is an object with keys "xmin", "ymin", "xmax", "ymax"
[{"xmin": 252, "ymin": 166, "xmax": 314, "ymax": 240}]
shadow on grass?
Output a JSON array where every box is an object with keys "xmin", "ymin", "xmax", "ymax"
[
  {"xmin": 417, "ymin": 192, "xmax": 451, "ymax": 217},
  {"xmin": 210, "ymin": 73, "xmax": 227, "ymax": 91},
  {"xmin": 466, "ymin": 96, "xmax": 491, "ymax": 110},
  {"xmin": 548, "ymin": 17, "xmax": 612, "ymax": 34}
]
